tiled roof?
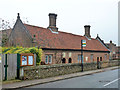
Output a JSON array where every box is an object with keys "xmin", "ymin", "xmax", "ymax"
[{"xmin": 24, "ymin": 24, "xmax": 109, "ymax": 51}]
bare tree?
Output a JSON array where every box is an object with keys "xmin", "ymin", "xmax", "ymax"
[
  {"xmin": 0, "ymin": 18, "xmax": 12, "ymax": 46},
  {"xmin": 0, "ymin": 18, "xmax": 12, "ymax": 30}
]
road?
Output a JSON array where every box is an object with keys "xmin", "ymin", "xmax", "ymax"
[{"xmin": 26, "ymin": 69, "xmax": 119, "ymax": 88}]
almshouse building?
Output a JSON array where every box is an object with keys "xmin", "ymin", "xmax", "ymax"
[{"xmin": 3, "ymin": 13, "xmax": 110, "ymax": 65}]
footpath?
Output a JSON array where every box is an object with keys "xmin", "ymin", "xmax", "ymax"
[{"xmin": 1, "ymin": 66, "xmax": 119, "ymax": 89}]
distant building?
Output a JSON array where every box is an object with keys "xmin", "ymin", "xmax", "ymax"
[
  {"xmin": 116, "ymin": 46, "xmax": 120, "ymax": 59},
  {"xmin": 2, "ymin": 13, "xmax": 110, "ymax": 64},
  {"xmin": 105, "ymin": 40, "xmax": 120, "ymax": 60}
]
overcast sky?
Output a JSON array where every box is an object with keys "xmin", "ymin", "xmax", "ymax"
[{"xmin": 0, "ymin": 0, "xmax": 119, "ymax": 45}]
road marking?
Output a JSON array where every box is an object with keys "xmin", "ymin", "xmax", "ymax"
[{"xmin": 103, "ymin": 78, "xmax": 120, "ymax": 87}]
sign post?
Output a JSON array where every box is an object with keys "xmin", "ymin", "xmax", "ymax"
[{"xmin": 81, "ymin": 40, "xmax": 86, "ymax": 72}]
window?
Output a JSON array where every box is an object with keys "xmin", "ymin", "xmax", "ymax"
[
  {"xmin": 45, "ymin": 55, "xmax": 48, "ymax": 64},
  {"xmin": 78, "ymin": 54, "xmax": 81, "ymax": 63},
  {"xmin": 105, "ymin": 54, "xmax": 107, "ymax": 60},
  {"xmin": 45, "ymin": 55, "xmax": 52, "ymax": 64},
  {"xmin": 113, "ymin": 54, "xmax": 116, "ymax": 59},
  {"xmin": 69, "ymin": 52, "xmax": 72, "ymax": 57},
  {"xmin": 85, "ymin": 57, "xmax": 88, "ymax": 62},
  {"xmin": 119, "ymin": 56, "xmax": 120, "ymax": 58},
  {"xmin": 62, "ymin": 52, "xmax": 66, "ymax": 58},
  {"xmin": 49, "ymin": 55, "xmax": 52, "ymax": 64},
  {"xmin": 90, "ymin": 54, "xmax": 93, "ymax": 62},
  {"xmin": 113, "ymin": 52, "xmax": 116, "ymax": 54}
]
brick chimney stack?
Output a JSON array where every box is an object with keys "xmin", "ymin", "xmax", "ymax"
[
  {"xmin": 48, "ymin": 13, "xmax": 58, "ymax": 32},
  {"xmin": 84, "ymin": 25, "xmax": 91, "ymax": 38}
]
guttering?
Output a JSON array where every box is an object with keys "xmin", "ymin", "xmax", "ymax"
[{"xmin": 42, "ymin": 48, "xmax": 110, "ymax": 53}]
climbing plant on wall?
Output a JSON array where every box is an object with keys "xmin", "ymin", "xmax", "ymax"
[{"xmin": 0, "ymin": 46, "xmax": 42, "ymax": 65}]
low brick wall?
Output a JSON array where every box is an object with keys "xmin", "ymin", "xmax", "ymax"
[
  {"xmin": 22, "ymin": 60, "xmax": 119, "ymax": 80},
  {"xmin": 101, "ymin": 60, "xmax": 119, "ymax": 68}
]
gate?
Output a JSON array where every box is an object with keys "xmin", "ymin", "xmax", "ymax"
[
  {"xmin": 2, "ymin": 54, "xmax": 20, "ymax": 81},
  {"xmin": 1, "ymin": 53, "xmax": 36, "ymax": 81}
]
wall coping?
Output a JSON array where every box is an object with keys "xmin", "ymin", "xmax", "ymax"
[
  {"xmin": 22, "ymin": 60, "xmax": 119, "ymax": 70},
  {"xmin": 23, "ymin": 62, "xmax": 98, "ymax": 70}
]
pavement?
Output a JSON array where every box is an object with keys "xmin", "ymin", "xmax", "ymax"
[
  {"xmin": 1, "ymin": 66, "xmax": 119, "ymax": 89},
  {"xmin": 27, "ymin": 68, "xmax": 119, "ymax": 88}
]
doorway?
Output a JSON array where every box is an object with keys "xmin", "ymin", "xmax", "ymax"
[
  {"xmin": 100, "ymin": 57, "xmax": 102, "ymax": 61},
  {"xmin": 97, "ymin": 57, "xmax": 99, "ymax": 62},
  {"xmin": 68, "ymin": 58, "xmax": 72, "ymax": 63},
  {"xmin": 62, "ymin": 58, "xmax": 66, "ymax": 63}
]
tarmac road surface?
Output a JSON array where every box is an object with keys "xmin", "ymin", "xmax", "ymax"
[{"xmin": 26, "ymin": 69, "xmax": 119, "ymax": 88}]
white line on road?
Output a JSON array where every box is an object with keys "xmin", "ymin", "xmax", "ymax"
[{"xmin": 103, "ymin": 78, "xmax": 120, "ymax": 87}]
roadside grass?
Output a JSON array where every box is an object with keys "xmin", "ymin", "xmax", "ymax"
[{"xmin": 1, "ymin": 79, "xmax": 22, "ymax": 84}]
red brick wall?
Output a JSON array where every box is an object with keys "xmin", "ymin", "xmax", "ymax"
[{"xmin": 41, "ymin": 50, "xmax": 109, "ymax": 65}]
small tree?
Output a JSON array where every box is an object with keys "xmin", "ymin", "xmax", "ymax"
[{"xmin": 0, "ymin": 18, "xmax": 12, "ymax": 47}]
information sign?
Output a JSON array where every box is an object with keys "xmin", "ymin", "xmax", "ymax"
[
  {"xmin": 21, "ymin": 53, "xmax": 34, "ymax": 66},
  {"xmin": 82, "ymin": 40, "xmax": 86, "ymax": 47}
]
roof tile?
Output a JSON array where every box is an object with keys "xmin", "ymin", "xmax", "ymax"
[{"xmin": 24, "ymin": 24, "xmax": 109, "ymax": 51}]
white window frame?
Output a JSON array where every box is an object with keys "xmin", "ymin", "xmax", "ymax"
[
  {"xmin": 69, "ymin": 52, "xmax": 72, "ymax": 57},
  {"xmin": 49, "ymin": 55, "xmax": 52, "ymax": 64},
  {"xmin": 78, "ymin": 55, "xmax": 81, "ymax": 63},
  {"xmin": 85, "ymin": 57, "xmax": 88, "ymax": 61},
  {"xmin": 62, "ymin": 52, "xmax": 66, "ymax": 58},
  {"xmin": 90, "ymin": 54, "xmax": 93, "ymax": 62},
  {"xmin": 105, "ymin": 54, "xmax": 107, "ymax": 60},
  {"xmin": 45, "ymin": 55, "xmax": 48, "ymax": 64}
]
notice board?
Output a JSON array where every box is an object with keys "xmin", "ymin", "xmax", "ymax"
[{"xmin": 20, "ymin": 53, "xmax": 34, "ymax": 66}]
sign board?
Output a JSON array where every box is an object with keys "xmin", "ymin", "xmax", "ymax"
[
  {"xmin": 21, "ymin": 53, "xmax": 34, "ymax": 66},
  {"xmin": 82, "ymin": 40, "xmax": 86, "ymax": 47}
]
